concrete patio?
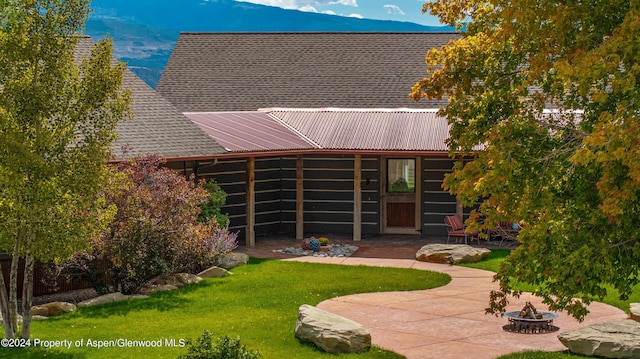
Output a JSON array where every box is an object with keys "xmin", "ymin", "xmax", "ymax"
[{"xmin": 237, "ymin": 236, "xmax": 628, "ymax": 359}]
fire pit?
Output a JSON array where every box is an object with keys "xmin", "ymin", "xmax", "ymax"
[{"xmin": 502, "ymin": 302, "xmax": 559, "ymax": 334}]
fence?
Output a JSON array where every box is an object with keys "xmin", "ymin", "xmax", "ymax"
[{"xmin": 0, "ymin": 256, "xmax": 94, "ymax": 298}]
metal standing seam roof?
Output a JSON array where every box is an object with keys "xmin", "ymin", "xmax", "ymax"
[
  {"xmin": 186, "ymin": 108, "xmax": 453, "ymax": 154},
  {"xmin": 76, "ymin": 37, "xmax": 227, "ymax": 160},
  {"xmin": 184, "ymin": 111, "xmax": 318, "ymax": 152}
]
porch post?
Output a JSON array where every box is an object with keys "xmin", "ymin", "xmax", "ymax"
[
  {"xmin": 353, "ymin": 155, "xmax": 362, "ymax": 241},
  {"xmin": 246, "ymin": 157, "xmax": 255, "ymax": 246},
  {"xmin": 296, "ymin": 155, "xmax": 304, "ymax": 240}
]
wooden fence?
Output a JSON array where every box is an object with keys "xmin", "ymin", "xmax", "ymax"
[{"xmin": 0, "ymin": 256, "xmax": 94, "ymax": 298}]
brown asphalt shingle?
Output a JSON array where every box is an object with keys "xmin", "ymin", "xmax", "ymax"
[
  {"xmin": 77, "ymin": 37, "xmax": 227, "ymax": 160},
  {"xmin": 156, "ymin": 32, "xmax": 460, "ymax": 112}
]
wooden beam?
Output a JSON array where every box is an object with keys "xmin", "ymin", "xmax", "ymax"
[
  {"xmin": 353, "ymin": 155, "xmax": 362, "ymax": 241},
  {"xmin": 246, "ymin": 157, "xmax": 255, "ymax": 246},
  {"xmin": 296, "ymin": 155, "xmax": 304, "ymax": 240}
]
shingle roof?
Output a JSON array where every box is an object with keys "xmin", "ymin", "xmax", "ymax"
[
  {"xmin": 186, "ymin": 108, "xmax": 451, "ymax": 154},
  {"xmin": 77, "ymin": 37, "xmax": 227, "ymax": 160},
  {"xmin": 156, "ymin": 32, "xmax": 460, "ymax": 112}
]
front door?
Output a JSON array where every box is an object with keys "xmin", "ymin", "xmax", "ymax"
[{"xmin": 382, "ymin": 158, "xmax": 421, "ymax": 234}]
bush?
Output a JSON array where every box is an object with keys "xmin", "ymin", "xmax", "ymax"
[
  {"xmin": 48, "ymin": 156, "xmax": 237, "ymax": 294},
  {"xmin": 199, "ymin": 181, "xmax": 229, "ymax": 228},
  {"xmin": 177, "ymin": 331, "xmax": 260, "ymax": 359}
]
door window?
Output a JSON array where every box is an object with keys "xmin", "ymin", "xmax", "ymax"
[{"xmin": 387, "ymin": 159, "xmax": 415, "ymax": 193}]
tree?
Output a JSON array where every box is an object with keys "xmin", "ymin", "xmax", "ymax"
[
  {"xmin": 0, "ymin": 0, "xmax": 130, "ymax": 338},
  {"xmin": 411, "ymin": 1, "xmax": 640, "ymax": 320}
]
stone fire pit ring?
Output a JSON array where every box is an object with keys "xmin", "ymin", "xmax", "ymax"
[{"xmin": 502, "ymin": 311, "xmax": 559, "ymax": 334}]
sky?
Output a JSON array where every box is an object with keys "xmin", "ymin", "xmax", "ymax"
[{"xmin": 234, "ymin": 0, "xmax": 444, "ymax": 27}]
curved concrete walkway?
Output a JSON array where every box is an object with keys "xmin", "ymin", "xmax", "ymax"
[{"xmin": 286, "ymin": 256, "xmax": 627, "ymax": 359}]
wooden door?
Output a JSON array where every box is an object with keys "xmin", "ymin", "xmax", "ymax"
[{"xmin": 382, "ymin": 158, "xmax": 421, "ymax": 234}]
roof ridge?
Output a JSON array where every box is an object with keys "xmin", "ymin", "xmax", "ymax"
[
  {"xmin": 260, "ymin": 107, "xmax": 441, "ymax": 113},
  {"xmin": 266, "ymin": 112, "xmax": 322, "ymax": 149},
  {"xmin": 178, "ymin": 31, "xmax": 461, "ymax": 35}
]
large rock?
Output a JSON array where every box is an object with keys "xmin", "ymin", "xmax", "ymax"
[
  {"xmin": 30, "ymin": 302, "xmax": 76, "ymax": 317},
  {"xmin": 416, "ymin": 244, "xmax": 490, "ymax": 264},
  {"xmin": 630, "ymin": 303, "xmax": 640, "ymax": 322},
  {"xmin": 78, "ymin": 292, "xmax": 149, "ymax": 308},
  {"xmin": 218, "ymin": 252, "xmax": 249, "ymax": 269},
  {"xmin": 558, "ymin": 319, "xmax": 640, "ymax": 358},
  {"xmin": 0, "ymin": 313, "xmax": 22, "ymax": 324},
  {"xmin": 137, "ymin": 273, "xmax": 202, "ymax": 295},
  {"xmin": 197, "ymin": 266, "xmax": 232, "ymax": 278},
  {"xmin": 294, "ymin": 304, "xmax": 371, "ymax": 353}
]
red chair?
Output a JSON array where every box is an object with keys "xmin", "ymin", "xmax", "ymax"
[{"xmin": 444, "ymin": 215, "xmax": 478, "ymax": 245}]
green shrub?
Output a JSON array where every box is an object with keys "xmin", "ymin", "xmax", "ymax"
[
  {"xmin": 199, "ymin": 181, "xmax": 229, "ymax": 228},
  {"xmin": 178, "ymin": 331, "xmax": 260, "ymax": 359}
]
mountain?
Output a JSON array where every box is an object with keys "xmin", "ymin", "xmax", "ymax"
[{"xmin": 85, "ymin": 0, "xmax": 453, "ymax": 88}]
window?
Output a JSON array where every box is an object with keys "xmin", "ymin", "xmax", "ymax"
[{"xmin": 387, "ymin": 159, "xmax": 415, "ymax": 193}]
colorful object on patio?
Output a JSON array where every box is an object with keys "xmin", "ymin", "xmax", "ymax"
[
  {"xmin": 308, "ymin": 238, "xmax": 320, "ymax": 251},
  {"xmin": 301, "ymin": 238, "xmax": 311, "ymax": 250}
]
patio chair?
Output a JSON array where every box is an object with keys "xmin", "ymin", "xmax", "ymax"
[
  {"xmin": 492, "ymin": 221, "xmax": 520, "ymax": 246},
  {"xmin": 444, "ymin": 214, "xmax": 478, "ymax": 245}
]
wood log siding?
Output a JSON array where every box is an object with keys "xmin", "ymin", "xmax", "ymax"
[
  {"xmin": 301, "ymin": 155, "xmax": 356, "ymax": 234},
  {"xmin": 174, "ymin": 154, "xmax": 463, "ymax": 240},
  {"xmin": 361, "ymin": 156, "xmax": 380, "ymax": 234},
  {"xmin": 421, "ymin": 157, "xmax": 468, "ymax": 236}
]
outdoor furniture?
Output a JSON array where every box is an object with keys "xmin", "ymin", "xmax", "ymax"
[
  {"xmin": 491, "ymin": 221, "xmax": 520, "ymax": 246},
  {"xmin": 444, "ymin": 214, "xmax": 478, "ymax": 245}
]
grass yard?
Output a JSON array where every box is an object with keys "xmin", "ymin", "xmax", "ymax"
[{"xmin": 0, "ymin": 258, "xmax": 450, "ymax": 359}]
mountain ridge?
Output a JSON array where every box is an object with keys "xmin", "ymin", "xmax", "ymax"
[{"xmin": 85, "ymin": 0, "xmax": 453, "ymax": 87}]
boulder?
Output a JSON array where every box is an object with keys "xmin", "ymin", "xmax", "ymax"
[
  {"xmin": 0, "ymin": 313, "xmax": 22, "ymax": 324},
  {"xmin": 630, "ymin": 303, "xmax": 640, "ymax": 322},
  {"xmin": 152, "ymin": 273, "xmax": 202, "ymax": 287},
  {"xmin": 30, "ymin": 302, "xmax": 76, "ymax": 317},
  {"xmin": 558, "ymin": 319, "xmax": 640, "ymax": 358},
  {"xmin": 294, "ymin": 304, "xmax": 371, "ymax": 353},
  {"xmin": 416, "ymin": 244, "xmax": 490, "ymax": 264},
  {"xmin": 138, "ymin": 284, "xmax": 178, "ymax": 295},
  {"xmin": 197, "ymin": 266, "xmax": 232, "ymax": 278},
  {"xmin": 218, "ymin": 252, "xmax": 249, "ymax": 269},
  {"xmin": 137, "ymin": 273, "xmax": 202, "ymax": 295},
  {"xmin": 78, "ymin": 292, "xmax": 149, "ymax": 308}
]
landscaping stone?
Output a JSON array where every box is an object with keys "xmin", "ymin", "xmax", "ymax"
[
  {"xmin": 0, "ymin": 313, "xmax": 22, "ymax": 324},
  {"xmin": 275, "ymin": 244, "xmax": 359, "ymax": 258},
  {"xmin": 137, "ymin": 273, "xmax": 202, "ymax": 295},
  {"xmin": 77, "ymin": 292, "xmax": 149, "ymax": 308},
  {"xmin": 630, "ymin": 303, "xmax": 640, "ymax": 322},
  {"xmin": 198, "ymin": 266, "xmax": 232, "ymax": 278},
  {"xmin": 558, "ymin": 319, "xmax": 640, "ymax": 358},
  {"xmin": 218, "ymin": 252, "xmax": 249, "ymax": 269},
  {"xmin": 30, "ymin": 302, "xmax": 76, "ymax": 317},
  {"xmin": 138, "ymin": 284, "xmax": 178, "ymax": 295},
  {"xmin": 294, "ymin": 304, "xmax": 371, "ymax": 353},
  {"xmin": 415, "ymin": 243, "xmax": 490, "ymax": 264}
]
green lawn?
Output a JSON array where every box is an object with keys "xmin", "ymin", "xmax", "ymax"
[{"xmin": 0, "ymin": 258, "xmax": 450, "ymax": 359}]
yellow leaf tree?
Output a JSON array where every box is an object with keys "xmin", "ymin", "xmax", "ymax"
[
  {"xmin": 0, "ymin": 0, "xmax": 130, "ymax": 338},
  {"xmin": 412, "ymin": 0, "xmax": 640, "ymax": 320}
]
